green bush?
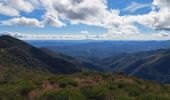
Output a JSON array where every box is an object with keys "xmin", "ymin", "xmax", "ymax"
[
  {"xmin": 123, "ymin": 84, "xmax": 142, "ymax": 97},
  {"xmin": 39, "ymin": 89, "xmax": 85, "ymax": 100},
  {"xmin": 47, "ymin": 76, "xmax": 58, "ymax": 84},
  {"xmin": 0, "ymin": 82, "xmax": 31, "ymax": 99},
  {"xmin": 58, "ymin": 78, "xmax": 78, "ymax": 88},
  {"xmin": 39, "ymin": 91, "xmax": 59, "ymax": 100},
  {"xmin": 107, "ymin": 82, "xmax": 117, "ymax": 91},
  {"xmin": 57, "ymin": 90, "xmax": 85, "ymax": 100},
  {"xmin": 139, "ymin": 94, "xmax": 170, "ymax": 100},
  {"xmin": 101, "ymin": 73, "xmax": 112, "ymax": 79},
  {"xmin": 0, "ymin": 84, "xmax": 21, "ymax": 99},
  {"xmin": 81, "ymin": 85, "xmax": 110, "ymax": 100},
  {"xmin": 117, "ymin": 82, "xmax": 125, "ymax": 89},
  {"xmin": 17, "ymin": 81, "xmax": 35, "ymax": 96}
]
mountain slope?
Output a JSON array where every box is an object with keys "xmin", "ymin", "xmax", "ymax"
[
  {"xmin": 40, "ymin": 48, "xmax": 104, "ymax": 72},
  {"xmin": 0, "ymin": 35, "xmax": 80, "ymax": 74},
  {"xmin": 101, "ymin": 49, "xmax": 170, "ymax": 83}
]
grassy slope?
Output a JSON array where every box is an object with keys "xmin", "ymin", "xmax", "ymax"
[{"xmin": 0, "ymin": 65, "xmax": 170, "ymax": 100}]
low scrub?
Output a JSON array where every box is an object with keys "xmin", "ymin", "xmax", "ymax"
[{"xmin": 58, "ymin": 77, "xmax": 78, "ymax": 88}]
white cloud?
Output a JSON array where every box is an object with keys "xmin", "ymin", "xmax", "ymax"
[
  {"xmin": 1, "ymin": 31, "xmax": 170, "ymax": 40},
  {"xmin": 0, "ymin": 2, "xmax": 19, "ymax": 16},
  {"xmin": 123, "ymin": 2, "xmax": 151, "ymax": 13},
  {"xmin": 0, "ymin": 0, "xmax": 34, "ymax": 16},
  {"xmin": 118, "ymin": 0, "xmax": 170, "ymax": 32},
  {"xmin": 0, "ymin": 0, "xmax": 131, "ymax": 31},
  {"xmin": 152, "ymin": 0, "xmax": 170, "ymax": 30},
  {"xmin": 152, "ymin": 31, "xmax": 170, "ymax": 38},
  {"xmin": 124, "ymin": 11, "xmax": 157, "ymax": 29},
  {"xmin": 1, "ymin": 17, "xmax": 44, "ymax": 27},
  {"xmin": 43, "ymin": 11, "xmax": 66, "ymax": 27},
  {"xmin": 40, "ymin": 0, "xmax": 111, "ymax": 27},
  {"xmin": 0, "ymin": 0, "xmax": 149, "ymax": 30},
  {"xmin": 107, "ymin": 25, "xmax": 140, "ymax": 36},
  {"xmin": 0, "ymin": 0, "xmax": 170, "ymax": 39},
  {"xmin": 81, "ymin": 31, "xmax": 89, "ymax": 34},
  {"xmin": 0, "ymin": 31, "xmax": 25, "ymax": 38},
  {"xmin": 7, "ymin": 0, "xmax": 34, "ymax": 13}
]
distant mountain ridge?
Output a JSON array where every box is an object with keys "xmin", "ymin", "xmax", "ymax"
[{"xmin": 28, "ymin": 40, "xmax": 170, "ymax": 63}]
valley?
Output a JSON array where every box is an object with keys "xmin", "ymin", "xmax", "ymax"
[{"xmin": 28, "ymin": 39, "xmax": 170, "ymax": 83}]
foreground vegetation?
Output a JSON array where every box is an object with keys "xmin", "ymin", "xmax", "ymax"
[{"xmin": 0, "ymin": 65, "xmax": 169, "ymax": 100}]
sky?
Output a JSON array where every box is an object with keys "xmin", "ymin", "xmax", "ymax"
[{"xmin": 0, "ymin": 0, "xmax": 170, "ymax": 40}]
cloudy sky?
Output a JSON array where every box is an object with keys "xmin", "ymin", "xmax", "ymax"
[{"xmin": 0, "ymin": 0, "xmax": 170, "ymax": 40}]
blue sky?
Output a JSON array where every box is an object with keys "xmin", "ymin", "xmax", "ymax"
[{"xmin": 0, "ymin": 0, "xmax": 170, "ymax": 40}]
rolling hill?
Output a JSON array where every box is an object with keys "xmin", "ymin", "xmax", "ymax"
[{"xmin": 101, "ymin": 49, "xmax": 170, "ymax": 83}]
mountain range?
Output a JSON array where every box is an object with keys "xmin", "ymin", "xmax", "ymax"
[
  {"xmin": 28, "ymin": 40, "xmax": 170, "ymax": 63},
  {"xmin": 1, "ymin": 35, "xmax": 170, "ymax": 84},
  {"xmin": 28, "ymin": 40, "xmax": 170, "ymax": 83}
]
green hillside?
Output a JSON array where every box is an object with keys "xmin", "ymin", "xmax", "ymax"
[{"xmin": 0, "ymin": 67, "xmax": 170, "ymax": 100}]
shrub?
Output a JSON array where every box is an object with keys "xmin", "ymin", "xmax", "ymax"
[
  {"xmin": 39, "ymin": 91, "xmax": 59, "ymax": 100},
  {"xmin": 101, "ymin": 73, "xmax": 112, "ymax": 79},
  {"xmin": 47, "ymin": 76, "xmax": 60, "ymax": 84},
  {"xmin": 57, "ymin": 90, "xmax": 85, "ymax": 100},
  {"xmin": 0, "ymin": 83, "xmax": 24, "ymax": 99},
  {"xmin": 139, "ymin": 93, "xmax": 170, "ymax": 100},
  {"xmin": 58, "ymin": 78, "xmax": 78, "ymax": 88},
  {"xmin": 80, "ymin": 85, "xmax": 110, "ymax": 100},
  {"xmin": 17, "ymin": 81, "xmax": 35, "ymax": 96},
  {"xmin": 117, "ymin": 83, "xmax": 125, "ymax": 89},
  {"xmin": 107, "ymin": 82, "xmax": 117, "ymax": 91},
  {"xmin": 124, "ymin": 84, "xmax": 142, "ymax": 97},
  {"xmin": 40, "ymin": 89, "xmax": 85, "ymax": 100}
]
